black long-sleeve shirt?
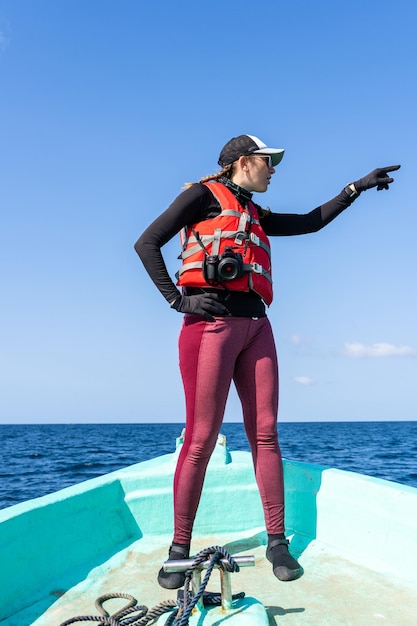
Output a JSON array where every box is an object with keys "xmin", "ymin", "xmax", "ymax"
[{"xmin": 135, "ymin": 181, "xmax": 358, "ymax": 317}]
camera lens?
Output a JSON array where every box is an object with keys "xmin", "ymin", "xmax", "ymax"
[{"xmin": 217, "ymin": 257, "xmax": 240, "ymax": 281}]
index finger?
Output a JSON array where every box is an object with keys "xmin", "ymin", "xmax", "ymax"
[{"xmin": 381, "ymin": 164, "xmax": 401, "ymax": 172}]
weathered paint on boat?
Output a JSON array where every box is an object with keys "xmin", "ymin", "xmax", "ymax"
[{"xmin": 1, "ymin": 434, "xmax": 417, "ymax": 625}]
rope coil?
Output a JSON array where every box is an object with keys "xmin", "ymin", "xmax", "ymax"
[
  {"xmin": 60, "ymin": 546, "xmax": 244, "ymax": 626},
  {"xmin": 59, "ymin": 593, "xmax": 177, "ymax": 626}
]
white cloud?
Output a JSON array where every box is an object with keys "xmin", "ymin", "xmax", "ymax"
[
  {"xmin": 343, "ymin": 342, "xmax": 416, "ymax": 358},
  {"xmin": 293, "ymin": 376, "xmax": 313, "ymax": 385},
  {"xmin": 290, "ymin": 333, "xmax": 313, "ymax": 346}
]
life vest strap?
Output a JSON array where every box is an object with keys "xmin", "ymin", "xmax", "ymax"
[
  {"xmin": 177, "ymin": 261, "xmax": 204, "ymax": 277},
  {"xmin": 180, "ymin": 229, "xmax": 270, "ymax": 261},
  {"xmin": 243, "ymin": 263, "xmax": 273, "ymax": 284},
  {"xmin": 249, "ymin": 232, "xmax": 271, "ymax": 255},
  {"xmin": 212, "ymin": 228, "xmax": 221, "ymax": 256}
]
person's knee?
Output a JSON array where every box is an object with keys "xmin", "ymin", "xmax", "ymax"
[{"xmin": 186, "ymin": 436, "xmax": 218, "ymax": 464}]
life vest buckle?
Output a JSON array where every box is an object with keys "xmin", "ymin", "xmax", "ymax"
[{"xmin": 234, "ymin": 231, "xmax": 247, "ymax": 245}]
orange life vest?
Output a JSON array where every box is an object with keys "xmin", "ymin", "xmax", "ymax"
[{"xmin": 176, "ymin": 182, "xmax": 273, "ymax": 305}]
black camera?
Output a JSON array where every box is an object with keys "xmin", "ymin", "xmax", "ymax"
[{"xmin": 203, "ymin": 247, "xmax": 245, "ymax": 283}]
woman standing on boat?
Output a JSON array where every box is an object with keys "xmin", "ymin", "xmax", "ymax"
[{"xmin": 134, "ymin": 134, "xmax": 399, "ymax": 588}]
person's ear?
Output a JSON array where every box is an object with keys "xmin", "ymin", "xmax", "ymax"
[{"xmin": 238, "ymin": 155, "xmax": 249, "ymax": 171}]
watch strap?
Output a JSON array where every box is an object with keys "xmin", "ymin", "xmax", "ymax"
[{"xmin": 344, "ymin": 183, "xmax": 359, "ymax": 198}]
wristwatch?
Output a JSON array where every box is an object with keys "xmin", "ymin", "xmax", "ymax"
[{"xmin": 344, "ymin": 183, "xmax": 359, "ymax": 198}]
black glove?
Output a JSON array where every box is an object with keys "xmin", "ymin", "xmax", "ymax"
[
  {"xmin": 353, "ymin": 165, "xmax": 401, "ymax": 192},
  {"xmin": 171, "ymin": 293, "xmax": 229, "ymax": 321}
]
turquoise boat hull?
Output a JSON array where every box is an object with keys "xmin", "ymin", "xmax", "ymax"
[{"xmin": 1, "ymin": 435, "xmax": 417, "ymax": 625}]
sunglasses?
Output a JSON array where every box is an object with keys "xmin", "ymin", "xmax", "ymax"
[{"xmin": 253, "ymin": 154, "xmax": 273, "ymax": 168}]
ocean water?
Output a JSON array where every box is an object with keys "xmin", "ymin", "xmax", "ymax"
[{"xmin": 1, "ymin": 421, "xmax": 417, "ymax": 510}]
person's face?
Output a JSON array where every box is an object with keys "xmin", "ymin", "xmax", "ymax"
[{"xmin": 233, "ymin": 154, "xmax": 275, "ymax": 192}]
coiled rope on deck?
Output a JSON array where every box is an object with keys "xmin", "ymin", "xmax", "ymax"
[
  {"xmin": 60, "ymin": 546, "xmax": 245, "ymax": 626},
  {"xmin": 59, "ymin": 592, "xmax": 177, "ymax": 625}
]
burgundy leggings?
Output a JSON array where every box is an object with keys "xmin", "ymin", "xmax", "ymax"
[{"xmin": 173, "ymin": 314, "xmax": 285, "ymax": 544}]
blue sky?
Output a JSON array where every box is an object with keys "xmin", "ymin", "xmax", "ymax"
[{"xmin": 1, "ymin": 0, "xmax": 416, "ymax": 424}]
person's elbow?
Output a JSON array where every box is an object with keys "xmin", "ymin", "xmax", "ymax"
[{"xmin": 134, "ymin": 235, "xmax": 145, "ymax": 259}]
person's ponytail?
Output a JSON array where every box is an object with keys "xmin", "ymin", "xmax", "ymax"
[{"xmin": 182, "ymin": 163, "xmax": 233, "ymax": 189}]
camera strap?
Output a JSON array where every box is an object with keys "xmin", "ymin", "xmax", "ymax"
[
  {"xmin": 191, "ymin": 227, "xmax": 209, "ymax": 258},
  {"xmin": 191, "ymin": 227, "xmax": 223, "ymax": 257}
]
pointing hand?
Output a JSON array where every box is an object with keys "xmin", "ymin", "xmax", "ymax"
[{"xmin": 354, "ymin": 165, "xmax": 401, "ymax": 192}]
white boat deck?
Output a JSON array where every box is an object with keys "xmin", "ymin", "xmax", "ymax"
[{"xmin": 14, "ymin": 530, "xmax": 417, "ymax": 626}]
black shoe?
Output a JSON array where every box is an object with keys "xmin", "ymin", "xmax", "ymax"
[
  {"xmin": 157, "ymin": 544, "xmax": 190, "ymax": 589},
  {"xmin": 266, "ymin": 537, "xmax": 303, "ymax": 581}
]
